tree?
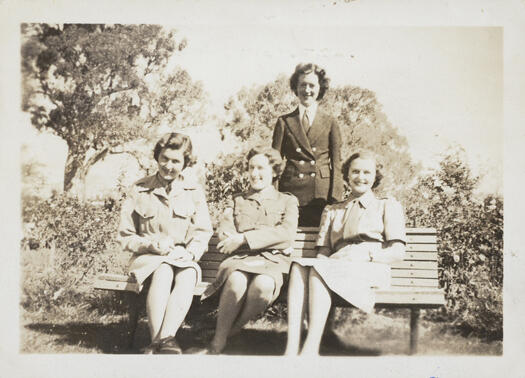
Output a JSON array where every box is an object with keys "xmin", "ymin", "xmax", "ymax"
[
  {"xmin": 21, "ymin": 23, "xmax": 206, "ymax": 194},
  {"xmin": 221, "ymin": 74, "xmax": 420, "ymax": 198}
]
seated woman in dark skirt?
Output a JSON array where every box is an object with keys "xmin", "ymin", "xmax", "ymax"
[{"xmin": 199, "ymin": 146, "xmax": 299, "ymax": 354}]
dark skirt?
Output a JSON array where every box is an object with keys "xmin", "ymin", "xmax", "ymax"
[{"xmin": 201, "ymin": 251, "xmax": 292, "ymax": 304}]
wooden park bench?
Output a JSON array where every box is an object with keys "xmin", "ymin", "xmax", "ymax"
[{"xmin": 94, "ymin": 227, "xmax": 445, "ymax": 354}]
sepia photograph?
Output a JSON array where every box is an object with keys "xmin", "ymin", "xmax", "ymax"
[{"xmin": 2, "ymin": 0, "xmax": 524, "ymax": 377}]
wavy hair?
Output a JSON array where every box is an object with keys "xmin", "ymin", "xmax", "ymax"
[
  {"xmin": 289, "ymin": 63, "xmax": 330, "ymax": 101},
  {"xmin": 153, "ymin": 132, "xmax": 197, "ymax": 168}
]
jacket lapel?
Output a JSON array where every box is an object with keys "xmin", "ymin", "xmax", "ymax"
[
  {"xmin": 285, "ymin": 108, "xmax": 314, "ymax": 157},
  {"xmin": 307, "ymin": 110, "xmax": 328, "ymax": 146}
]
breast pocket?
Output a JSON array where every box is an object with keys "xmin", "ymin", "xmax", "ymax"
[
  {"xmin": 319, "ymin": 165, "xmax": 331, "ymax": 178},
  {"xmin": 265, "ymin": 209, "xmax": 285, "ymax": 226},
  {"xmin": 133, "ymin": 201, "xmax": 157, "ymax": 234}
]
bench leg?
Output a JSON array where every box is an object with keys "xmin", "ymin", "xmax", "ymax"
[
  {"xmin": 126, "ymin": 292, "xmax": 141, "ymax": 350},
  {"xmin": 409, "ymin": 308, "xmax": 420, "ymax": 355}
]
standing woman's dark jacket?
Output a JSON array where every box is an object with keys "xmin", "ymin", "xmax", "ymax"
[{"xmin": 272, "ymin": 107, "xmax": 344, "ymax": 208}]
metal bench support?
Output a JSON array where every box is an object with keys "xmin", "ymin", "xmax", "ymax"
[{"xmin": 409, "ymin": 308, "xmax": 420, "ymax": 355}]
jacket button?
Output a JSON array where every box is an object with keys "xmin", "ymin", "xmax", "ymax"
[
  {"xmin": 312, "ymin": 147, "xmax": 316, "ymax": 152},
  {"xmin": 298, "ymin": 173, "xmax": 304, "ymax": 178},
  {"xmin": 310, "ymin": 172, "xmax": 316, "ymax": 177},
  {"xmin": 310, "ymin": 160, "xmax": 315, "ymax": 165},
  {"xmin": 299, "ymin": 160, "xmax": 305, "ymax": 165},
  {"xmin": 296, "ymin": 148, "xmax": 301, "ymax": 153}
]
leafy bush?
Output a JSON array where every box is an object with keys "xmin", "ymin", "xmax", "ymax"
[
  {"xmin": 21, "ymin": 194, "xmax": 129, "ymax": 314},
  {"xmin": 405, "ymin": 151, "xmax": 503, "ymax": 339},
  {"xmin": 204, "ymin": 152, "xmax": 250, "ymax": 225}
]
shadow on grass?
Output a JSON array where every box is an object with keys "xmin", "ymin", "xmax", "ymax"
[
  {"xmin": 24, "ymin": 321, "xmax": 141, "ymax": 354},
  {"xmin": 24, "ymin": 320, "xmax": 381, "ymax": 356}
]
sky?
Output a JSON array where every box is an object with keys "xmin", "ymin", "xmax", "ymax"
[{"xmin": 171, "ymin": 25, "xmax": 503, "ymax": 194}]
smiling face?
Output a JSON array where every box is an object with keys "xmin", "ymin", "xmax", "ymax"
[
  {"xmin": 296, "ymin": 72, "xmax": 320, "ymax": 107},
  {"xmin": 157, "ymin": 147, "xmax": 185, "ymax": 182},
  {"xmin": 248, "ymin": 154, "xmax": 274, "ymax": 192},
  {"xmin": 348, "ymin": 157, "xmax": 376, "ymax": 196}
]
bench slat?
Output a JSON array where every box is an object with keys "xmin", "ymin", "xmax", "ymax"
[
  {"xmin": 375, "ymin": 288, "xmax": 445, "ymax": 306},
  {"xmin": 390, "ymin": 278, "xmax": 438, "ymax": 288},
  {"xmin": 94, "ymin": 278, "xmax": 140, "ymax": 293},
  {"xmin": 199, "ymin": 260, "xmax": 438, "ymax": 271},
  {"xmin": 390, "ymin": 261, "xmax": 437, "ymax": 270},
  {"xmin": 391, "ymin": 269, "xmax": 438, "ymax": 279}
]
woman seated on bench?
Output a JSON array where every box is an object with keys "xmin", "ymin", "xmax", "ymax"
[
  {"xmin": 118, "ymin": 132, "xmax": 213, "ymax": 354},
  {"xmin": 285, "ymin": 150, "xmax": 406, "ymax": 356},
  {"xmin": 199, "ymin": 146, "xmax": 299, "ymax": 354}
]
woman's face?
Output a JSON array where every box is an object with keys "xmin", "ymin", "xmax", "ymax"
[
  {"xmin": 157, "ymin": 147, "xmax": 185, "ymax": 181},
  {"xmin": 348, "ymin": 157, "xmax": 376, "ymax": 196},
  {"xmin": 248, "ymin": 154, "xmax": 274, "ymax": 192},
  {"xmin": 296, "ymin": 72, "xmax": 320, "ymax": 107}
]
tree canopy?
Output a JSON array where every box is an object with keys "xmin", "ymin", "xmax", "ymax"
[
  {"xmin": 221, "ymin": 74, "xmax": 420, "ymax": 198},
  {"xmin": 21, "ymin": 23, "xmax": 206, "ymax": 194}
]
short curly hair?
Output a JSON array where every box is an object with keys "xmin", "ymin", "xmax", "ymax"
[
  {"xmin": 246, "ymin": 146, "xmax": 285, "ymax": 182},
  {"xmin": 342, "ymin": 150, "xmax": 383, "ymax": 189},
  {"xmin": 289, "ymin": 63, "xmax": 330, "ymax": 101},
  {"xmin": 153, "ymin": 132, "xmax": 197, "ymax": 168}
]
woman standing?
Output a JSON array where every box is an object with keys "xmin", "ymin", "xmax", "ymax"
[
  {"xmin": 118, "ymin": 132, "xmax": 213, "ymax": 354},
  {"xmin": 199, "ymin": 146, "xmax": 299, "ymax": 354},
  {"xmin": 285, "ymin": 150, "xmax": 406, "ymax": 355},
  {"xmin": 272, "ymin": 63, "xmax": 344, "ymax": 227}
]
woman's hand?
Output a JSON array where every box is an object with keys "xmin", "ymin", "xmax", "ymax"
[
  {"xmin": 167, "ymin": 246, "xmax": 194, "ymax": 261},
  {"xmin": 217, "ymin": 232, "xmax": 245, "ymax": 254},
  {"xmin": 149, "ymin": 237, "xmax": 172, "ymax": 256}
]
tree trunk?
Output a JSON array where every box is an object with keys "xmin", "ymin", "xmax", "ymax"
[
  {"xmin": 63, "ymin": 146, "xmax": 109, "ymax": 199},
  {"xmin": 63, "ymin": 147, "xmax": 81, "ymax": 193}
]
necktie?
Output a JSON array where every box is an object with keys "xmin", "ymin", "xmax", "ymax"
[
  {"xmin": 302, "ymin": 110, "xmax": 310, "ymax": 133},
  {"xmin": 342, "ymin": 199, "xmax": 362, "ymax": 240}
]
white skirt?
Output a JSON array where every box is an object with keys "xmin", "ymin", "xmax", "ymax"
[{"xmin": 292, "ymin": 258, "xmax": 390, "ymax": 313}]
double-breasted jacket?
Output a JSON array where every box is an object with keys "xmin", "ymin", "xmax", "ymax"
[{"xmin": 272, "ymin": 107, "xmax": 344, "ymax": 206}]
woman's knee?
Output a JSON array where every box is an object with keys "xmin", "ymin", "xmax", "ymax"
[
  {"xmin": 152, "ymin": 263, "xmax": 174, "ymax": 283},
  {"xmin": 249, "ymin": 275, "xmax": 276, "ymax": 302},
  {"xmin": 223, "ymin": 271, "xmax": 249, "ymax": 297},
  {"xmin": 174, "ymin": 267, "xmax": 197, "ymax": 286}
]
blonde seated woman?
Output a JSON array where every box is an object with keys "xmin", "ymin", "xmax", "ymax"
[
  {"xmin": 197, "ymin": 146, "xmax": 299, "ymax": 354},
  {"xmin": 285, "ymin": 150, "xmax": 407, "ymax": 356},
  {"xmin": 118, "ymin": 133, "xmax": 213, "ymax": 354}
]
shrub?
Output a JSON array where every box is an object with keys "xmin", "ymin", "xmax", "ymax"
[
  {"xmin": 21, "ymin": 194, "xmax": 129, "ymax": 314},
  {"xmin": 404, "ymin": 151, "xmax": 503, "ymax": 339},
  {"xmin": 204, "ymin": 152, "xmax": 250, "ymax": 225}
]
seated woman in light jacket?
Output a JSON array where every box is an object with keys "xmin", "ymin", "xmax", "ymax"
[
  {"xmin": 118, "ymin": 132, "xmax": 213, "ymax": 354},
  {"xmin": 285, "ymin": 150, "xmax": 406, "ymax": 356},
  {"xmin": 199, "ymin": 146, "xmax": 299, "ymax": 354}
]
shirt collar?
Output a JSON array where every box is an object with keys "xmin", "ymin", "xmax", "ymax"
[
  {"xmin": 346, "ymin": 190, "xmax": 376, "ymax": 209},
  {"xmin": 298, "ymin": 103, "xmax": 318, "ymax": 121},
  {"xmin": 138, "ymin": 172, "xmax": 196, "ymax": 199},
  {"xmin": 245, "ymin": 186, "xmax": 279, "ymax": 202}
]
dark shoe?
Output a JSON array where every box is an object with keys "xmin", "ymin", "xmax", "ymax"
[
  {"xmin": 156, "ymin": 336, "xmax": 182, "ymax": 354},
  {"xmin": 142, "ymin": 341, "xmax": 161, "ymax": 354},
  {"xmin": 321, "ymin": 330, "xmax": 348, "ymax": 350}
]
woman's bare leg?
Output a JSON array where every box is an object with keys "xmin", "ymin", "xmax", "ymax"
[
  {"xmin": 300, "ymin": 268, "xmax": 332, "ymax": 355},
  {"xmin": 209, "ymin": 271, "xmax": 249, "ymax": 353},
  {"xmin": 284, "ymin": 263, "xmax": 309, "ymax": 355},
  {"xmin": 146, "ymin": 263, "xmax": 174, "ymax": 341},
  {"xmin": 229, "ymin": 274, "xmax": 275, "ymax": 335},
  {"xmin": 157, "ymin": 267, "xmax": 197, "ymax": 339}
]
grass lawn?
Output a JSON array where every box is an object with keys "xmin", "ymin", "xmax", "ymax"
[{"xmin": 19, "ymin": 305, "xmax": 502, "ymax": 356}]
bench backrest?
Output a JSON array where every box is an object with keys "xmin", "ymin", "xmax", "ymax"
[{"xmin": 200, "ymin": 227, "xmax": 439, "ymax": 289}]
